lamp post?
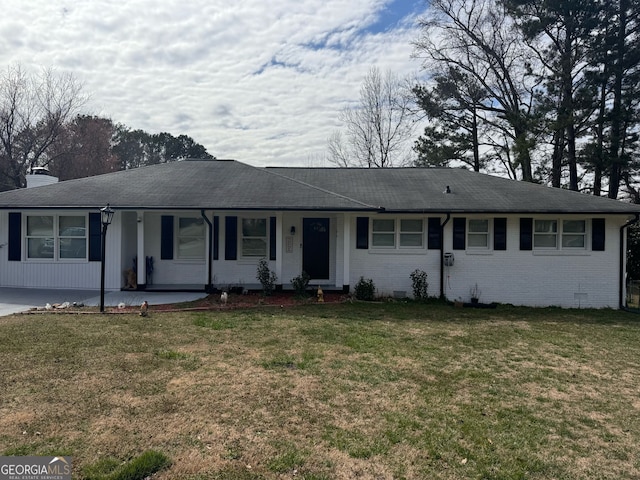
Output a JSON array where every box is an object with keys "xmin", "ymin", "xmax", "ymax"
[{"xmin": 99, "ymin": 204, "xmax": 115, "ymax": 313}]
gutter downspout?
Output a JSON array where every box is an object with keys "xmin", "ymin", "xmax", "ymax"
[
  {"xmin": 620, "ymin": 213, "xmax": 639, "ymax": 309},
  {"xmin": 201, "ymin": 210, "xmax": 214, "ymax": 293},
  {"xmin": 440, "ymin": 213, "xmax": 451, "ymax": 300}
]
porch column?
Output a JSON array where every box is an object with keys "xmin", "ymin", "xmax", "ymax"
[
  {"xmin": 275, "ymin": 213, "xmax": 283, "ymax": 287},
  {"xmin": 201, "ymin": 209, "xmax": 215, "ymax": 293},
  {"xmin": 136, "ymin": 211, "xmax": 146, "ymax": 289},
  {"xmin": 342, "ymin": 213, "xmax": 351, "ymax": 292}
]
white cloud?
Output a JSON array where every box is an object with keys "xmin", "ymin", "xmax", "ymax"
[{"xmin": 1, "ymin": 0, "xmax": 427, "ymax": 166}]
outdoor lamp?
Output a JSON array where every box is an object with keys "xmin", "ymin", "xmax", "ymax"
[
  {"xmin": 100, "ymin": 204, "xmax": 114, "ymax": 226},
  {"xmin": 99, "ymin": 203, "xmax": 114, "ymax": 313},
  {"xmin": 290, "ymin": 226, "xmax": 296, "ymax": 236}
]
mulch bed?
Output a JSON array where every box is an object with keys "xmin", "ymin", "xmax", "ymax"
[
  {"xmin": 26, "ymin": 291, "xmax": 348, "ymax": 315},
  {"xmin": 152, "ymin": 290, "xmax": 346, "ymax": 312}
]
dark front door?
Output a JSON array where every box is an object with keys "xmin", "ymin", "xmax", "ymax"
[{"xmin": 303, "ymin": 218, "xmax": 330, "ymax": 280}]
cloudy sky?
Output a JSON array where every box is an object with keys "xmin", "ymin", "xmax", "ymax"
[{"xmin": 2, "ymin": 0, "xmax": 428, "ymax": 167}]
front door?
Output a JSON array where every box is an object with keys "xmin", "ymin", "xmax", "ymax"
[{"xmin": 303, "ymin": 218, "xmax": 330, "ymax": 280}]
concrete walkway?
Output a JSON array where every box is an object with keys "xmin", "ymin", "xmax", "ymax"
[{"xmin": 0, "ymin": 287, "xmax": 208, "ymax": 317}]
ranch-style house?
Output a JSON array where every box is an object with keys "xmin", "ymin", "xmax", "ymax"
[{"xmin": 0, "ymin": 159, "xmax": 638, "ymax": 308}]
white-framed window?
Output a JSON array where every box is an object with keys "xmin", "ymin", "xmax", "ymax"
[
  {"xmin": 562, "ymin": 220, "xmax": 586, "ymax": 248},
  {"xmin": 371, "ymin": 218, "xmax": 424, "ymax": 249},
  {"xmin": 177, "ymin": 217, "xmax": 205, "ymax": 258},
  {"xmin": 372, "ymin": 219, "xmax": 395, "ymax": 247},
  {"xmin": 467, "ymin": 219, "xmax": 489, "ymax": 248},
  {"xmin": 400, "ymin": 219, "xmax": 424, "ymax": 247},
  {"xmin": 26, "ymin": 214, "xmax": 86, "ymax": 260},
  {"xmin": 534, "ymin": 219, "xmax": 587, "ymax": 250},
  {"xmin": 241, "ymin": 218, "xmax": 268, "ymax": 257},
  {"xmin": 534, "ymin": 219, "xmax": 558, "ymax": 248},
  {"xmin": 59, "ymin": 215, "xmax": 87, "ymax": 259}
]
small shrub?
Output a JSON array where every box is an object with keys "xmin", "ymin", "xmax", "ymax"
[
  {"xmin": 354, "ymin": 277, "xmax": 376, "ymax": 301},
  {"xmin": 291, "ymin": 271, "xmax": 311, "ymax": 297},
  {"xmin": 256, "ymin": 258, "xmax": 277, "ymax": 296},
  {"xmin": 410, "ymin": 269, "xmax": 429, "ymax": 301}
]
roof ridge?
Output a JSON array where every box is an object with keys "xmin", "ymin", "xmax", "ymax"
[{"xmin": 246, "ymin": 163, "xmax": 382, "ymax": 210}]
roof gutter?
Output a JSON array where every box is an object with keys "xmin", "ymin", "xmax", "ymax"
[
  {"xmin": 440, "ymin": 213, "xmax": 451, "ymax": 300},
  {"xmin": 201, "ymin": 210, "xmax": 214, "ymax": 293},
  {"xmin": 620, "ymin": 213, "xmax": 640, "ymax": 309}
]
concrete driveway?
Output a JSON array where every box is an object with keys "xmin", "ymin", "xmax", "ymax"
[{"xmin": 0, "ymin": 287, "xmax": 208, "ymax": 317}]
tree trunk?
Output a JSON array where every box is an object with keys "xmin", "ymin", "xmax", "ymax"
[
  {"xmin": 551, "ymin": 128, "xmax": 565, "ymax": 188},
  {"xmin": 593, "ymin": 70, "xmax": 608, "ymax": 196},
  {"xmin": 562, "ymin": 7, "xmax": 579, "ymax": 191},
  {"xmin": 472, "ymin": 108, "xmax": 481, "ymax": 172},
  {"xmin": 608, "ymin": 0, "xmax": 627, "ymax": 199},
  {"xmin": 514, "ymin": 125, "xmax": 533, "ymax": 182}
]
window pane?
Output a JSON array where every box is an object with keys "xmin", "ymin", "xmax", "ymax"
[
  {"xmin": 400, "ymin": 233, "xmax": 423, "ymax": 247},
  {"xmin": 242, "ymin": 218, "xmax": 266, "ymax": 237},
  {"xmin": 60, "ymin": 238, "xmax": 86, "ymax": 258},
  {"xmin": 178, "ymin": 237, "xmax": 205, "ymax": 257},
  {"xmin": 562, "ymin": 234, "xmax": 585, "ymax": 248},
  {"xmin": 468, "ymin": 219, "xmax": 489, "ymax": 233},
  {"xmin": 373, "ymin": 219, "xmax": 394, "ymax": 232},
  {"xmin": 179, "ymin": 217, "xmax": 204, "ymax": 236},
  {"xmin": 242, "ymin": 238, "xmax": 267, "ymax": 256},
  {"xmin": 401, "ymin": 219, "xmax": 422, "ymax": 232},
  {"xmin": 59, "ymin": 216, "xmax": 85, "ymax": 236},
  {"xmin": 372, "ymin": 233, "xmax": 395, "ymax": 247},
  {"xmin": 468, "ymin": 233, "xmax": 488, "ymax": 247},
  {"xmin": 27, "ymin": 216, "xmax": 53, "ymax": 236},
  {"xmin": 28, "ymin": 238, "xmax": 54, "ymax": 258},
  {"xmin": 563, "ymin": 220, "xmax": 585, "ymax": 233},
  {"xmin": 535, "ymin": 220, "xmax": 557, "ymax": 233},
  {"xmin": 534, "ymin": 234, "xmax": 557, "ymax": 248}
]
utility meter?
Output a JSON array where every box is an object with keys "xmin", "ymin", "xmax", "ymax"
[{"xmin": 443, "ymin": 252, "xmax": 454, "ymax": 267}]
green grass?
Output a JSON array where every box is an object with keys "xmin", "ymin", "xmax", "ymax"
[
  {"xmin": 82, "ymin": 450, "xmax": 171, "ymax": 480},
  {"xmin": 0, "ymin": 302, "xmax": 639, "ymax": 479}
]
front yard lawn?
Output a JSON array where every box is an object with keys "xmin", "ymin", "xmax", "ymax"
[{"xmin": 1, "ymin": 302, "xmax": 639, "ymax": 479}]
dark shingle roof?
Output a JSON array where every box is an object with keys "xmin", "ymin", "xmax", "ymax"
[
  {"xmin": 0, "ymin": 159, "xmax": 637, "ymax": 214},
  {"xmin": 269, "ymin": 167, "xmax": 640, "ymax": 214},
  {"xmin": 0, "ymin": 160, "xmax": 378, "ymax": 211}
]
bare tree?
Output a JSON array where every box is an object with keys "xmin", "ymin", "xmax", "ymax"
[
  {"xmin": 48, "ymin": 115, "xmax": 120, "ymax": 180},
  {"xmin": 413, "ymin": 0, "xmax": 541, "ymax": 182},
  {"xmin": 327, "ymin": 67, "xmax": 415, "ymax": 168},
  {"xmin": 0, "ymin": 64, "xmax": 85, "ymax": 190}
]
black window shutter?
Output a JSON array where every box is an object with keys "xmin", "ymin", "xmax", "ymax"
[
  {"xmin": 8, "ymin": 212, "xmax": 21, "ymax": 261},
  {"xmin": 225, "ymin": 216, "xmax": 237, "ymax": 260},
  {"xmin": 592, "ymin": 218, "xmax": 605, "ymax": 251},
  {"xmin": 88, "ymin": 212, "xmax": 102, "ymax": 261},
  {"xmin": 452, "ymin": 217, "xmax": 466, "ymax": 250},
  {"xmin": 269, "ymin": 216, "xmax": 276, "ymax": 260},
  {"xmin": 356, "ymin": 217, "xmax": 369, "ymax": 249},
  {"xmin": 520, "ymin": 218, "xmax": 533, "ymax": 250},
  {"xmin": 161, "ymin": 215, "xmax": 174, "ymax": 260},
  {"xmin": 213, "ymin": 216, "xmax": 219, "ymax": 260},
  {"xmin": 494, "ymin": 218, "xmax": 507, "ymax": 251},
  {"xmin": 428, "ymin": 217, "xmax": 442, "ymax": 249}
]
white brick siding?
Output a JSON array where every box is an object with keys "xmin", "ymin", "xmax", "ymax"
[{"xmin": 347, "ymin": 214, "xmax": 628, "ymax": 308}]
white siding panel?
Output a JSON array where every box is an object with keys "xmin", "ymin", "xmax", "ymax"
[
  {"xmin": 349, "ymin": 215, "xmax": 439, "ymax": 298},
  {"xmin": 440, "ymin": 215, "xmax": 622, "ymax": 308},
  {"xmin": 0, "ymin": 210, "xmax": 118, "ymax": 291},
  {"xmin": 144, "ymin": 212, "xmax": 206, "ymax": 286},
  {"xmin": 347, "ymin": 214, "xmax": 627, "ymax": 308}
]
